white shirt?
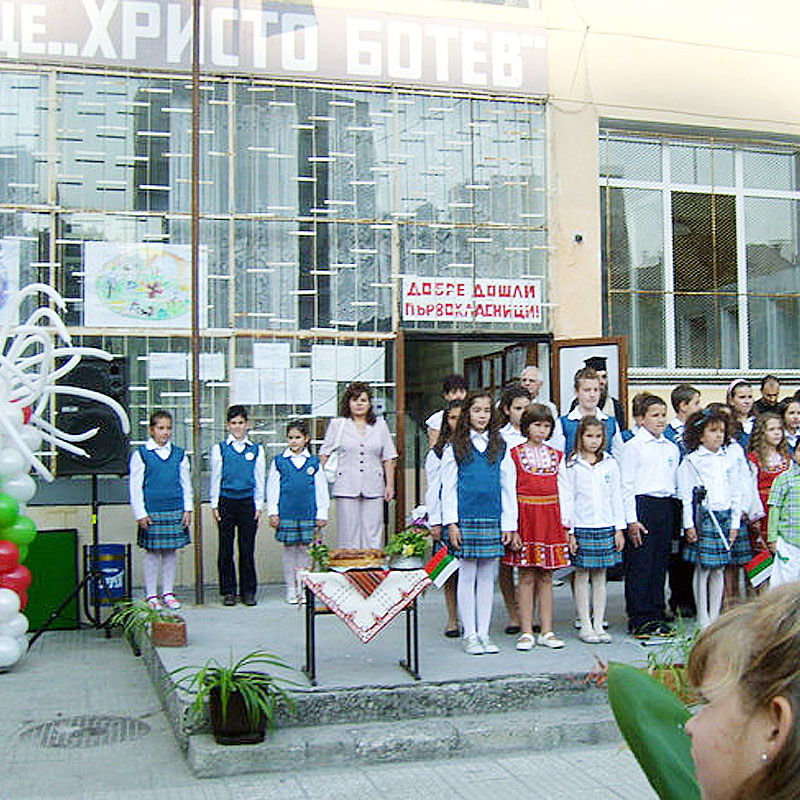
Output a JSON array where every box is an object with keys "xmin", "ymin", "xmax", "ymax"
[
  {"xmin": 558, "ymin": 452, "xmax": 626, "ymax": 532},
  {"xmin": 548, "ymin": 406, "xmax": 624, "ymax": 459},
  {"xmin": 209, "ymin": 434, "xmax": 266, "ymax": 510},
  {"xmin": 424, "ymin": 449, "xmax": 443, "ymax": 527},
  {"xmin": 129, "ymin": 438, "xmax": 193, "ymax": 521},
  {"xmin": 266, "ymin": 448, "xmax": 330, "ymax": 520},
  {"xmin": 727, "ymin": 439, "xmax": 764, "ymax": 521},
  {"xmin": 499, "ymin": 422, "xmax": 526, "ymax": 450},
  {"xmin": 677, "ymin": 446, "xmax": 742, "ymax": 530},
  {"xmin": 440, "ymin": 429, "xmax": 518, "ymax": 532},
  {"xmin": 425, "ymin": 409, "xmax": 444, "ymax": 432},
  {"xmin": 619, "ymin": 427, "xmax": 680, "ymax": 524}
]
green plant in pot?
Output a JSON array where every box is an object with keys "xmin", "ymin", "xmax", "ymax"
[
  {"xmin": 168, "ymin": 650, "xmax": 298, "ymax": 745},
  {"xmin": 644, "ymin": 614, "xmax": 699, "ymax": 705},
  {"xmin": 109, "ymin": 599, "xmax": 187, "ymax": 649}
]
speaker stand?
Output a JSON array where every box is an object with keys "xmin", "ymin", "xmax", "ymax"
[{"xmin": 28, "ymin": 476, "xmax": 124, "ymax": 648}]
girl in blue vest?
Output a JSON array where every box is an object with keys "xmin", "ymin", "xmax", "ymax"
[
  {"xmin": 440, "ymin": 391, "xmax": 517, "ymax": 655},
  {"xmin": 128, "ymin": 410, "xmax": 192, "ymax": 611},
  {"xmin": 267, "ymin": 420, "xmax": 330, "ymax": 604}
]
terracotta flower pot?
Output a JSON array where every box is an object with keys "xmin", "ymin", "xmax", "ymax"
[
  {"xmin": 151, "ymin": 617, "xmax": 187, "ymax": 647},
  {"xmin": 209, "ymin": 684, "xmax": 266, "ymax": 745}
]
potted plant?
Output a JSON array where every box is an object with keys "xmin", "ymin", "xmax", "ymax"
[
  {"xmin": 168, "ymin": 650, "xmax": 298, "ymax": 745},
  {"xmin": 386, "ymin": 505, "xmax": 429, "ymax": 569},
  {"xmin": 644, "ymin": 615, "xmax": 699, "ymax": 705},
  {"xmin": 109, "ymin": 599, "xmax": 187, "ymax": 649}
]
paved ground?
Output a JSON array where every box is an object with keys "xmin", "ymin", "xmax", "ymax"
[{"xmin": 0, "ymin": 580, "xmax": 660, "ymax": 799}]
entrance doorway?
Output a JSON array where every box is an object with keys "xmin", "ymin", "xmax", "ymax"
[{"xmin": 398, "ymin": 332, "xmax": 554, "ymax": 518}]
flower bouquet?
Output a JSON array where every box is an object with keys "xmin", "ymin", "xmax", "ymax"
[
  {"xmin": 307, "ymin": 539, "xmax": 330, "ymax": 572},
  {"xmin": 386, "ymin": 506, "xmax": 429, "ymax": 568}
]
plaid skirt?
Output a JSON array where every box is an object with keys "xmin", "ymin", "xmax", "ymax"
[
  {"xmin": 137, "ymin": 510, "xmax": 190, "ymax": 551},
  {"xmin": 572, "ymin": 526, "xmax": 622, "ymax": 569},
  {"xmin": 454, "ymin": 518, "xmax": 504, "ymax": 560},
  {"xmin": 683, "ymin": 509, "xmax": 732, "ymax": 568},
  {"xmin": 728, "ymin": 517, "xmax": 754, "ymax": 565},
  {"xmin": 275, "ymin": 519, "xmax": 316, "ymax": 545}
]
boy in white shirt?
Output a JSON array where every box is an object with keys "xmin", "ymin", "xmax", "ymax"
[{"xmin": 619, "ymin": 394, "xmax": 680, "ymax": 636}]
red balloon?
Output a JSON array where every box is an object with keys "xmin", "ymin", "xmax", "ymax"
[
  {"xmin": 1, "ymin": 564, "xmax": 31, "ymax": 593},
  {"xmin": 17, "ymin": 589, "xmax": 27, "ymax": 610},
  {"xmin": 0, "ymin": 540, "xmax": 19, "ymax": 572}
]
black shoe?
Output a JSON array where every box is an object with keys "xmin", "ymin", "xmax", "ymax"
[
  {"xmin": 241, "ymin": 594, "xmax": 257, "ymax": 606},
  {"xmin": 663, "ymin": 610, "xmax": 676, "ymax": 623},
  {"xmin": 223, "ymin": 594, "xmax": 236, "ymax": 606},
  {"xmin": 444, "ymin": 627, "xmax": 460, "ymax": 639},
  {"xmin": 533, "ymin": 624, "xmax": 542, "ymax": 634},
  {"xmin": 504, "ymin": 624, "xmax": 521, "ymax": 635}
]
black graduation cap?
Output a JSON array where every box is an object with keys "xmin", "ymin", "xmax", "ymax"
[{"xmin": 584, "ymin": 355, "xmax": 608, "ymax": 371}]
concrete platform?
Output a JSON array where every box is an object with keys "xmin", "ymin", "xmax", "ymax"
[{"xmin": 137, "ymin": 580, "xmax": 663, "ymax": 777}]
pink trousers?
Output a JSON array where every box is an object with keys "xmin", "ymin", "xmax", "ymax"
[{"xmin": 335, "ymin": 496, "xmax": 385, "ymax": 549}]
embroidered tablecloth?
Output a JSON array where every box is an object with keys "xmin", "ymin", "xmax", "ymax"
[{"xmin": 300, "ymin": 569, "xmax": 431, "ymax": 643}]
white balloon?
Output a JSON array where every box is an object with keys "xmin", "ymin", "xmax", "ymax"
[
  {"xmin": 0, "ymin": 588, "xmax": 20, "ymax": 622},
  {"xmin": 0, "ymin": 612, "xmax": 28, "ymax": 638},
  {"xmin": 0, "ymin": 448, "xmax": 26, "ymax": 480},
  {"xmin": 0, "ymin": 635, "xmax": 21, "ymax": 667},
  {"xmin": 0, "ymin": 402, "xmax": 24, "ymax": 431},
  {"xmin": 2, "ymin": 474, "xmax": 36, "ymax": 503},
  {"xmin": 20, "ymin": 426, "xmax": 42, "ymax": 452}
]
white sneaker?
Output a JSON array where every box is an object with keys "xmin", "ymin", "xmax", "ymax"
[
  {"xmin": 463, "ymin": 634, "xmax": 485, "ymax": 655},
  {"xmin": 596, "ymin": 630, "xmax": 612, "ymax": 643},
  {"xmin": 479, "ymin": 636, "xmax": 499, "ymax": 654},
  {"xmin": 285, "ymin": 590, "xmax": 299, "ymax": 605},
  {"xmin": 537, "ymin": 631, "xmax": 565, "ymax": 649},
  {"xmin": 578, "ymin": 628, "xmax": 600, "ymax": 644}
]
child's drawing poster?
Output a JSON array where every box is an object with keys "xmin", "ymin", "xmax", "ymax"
[
  {"xmin": 0, "ymin": 238, "xmax": 21, "ymax": 326},
  {"xmin": 83, "ymin": 242, "xmax": 206, "ymax": 328}
]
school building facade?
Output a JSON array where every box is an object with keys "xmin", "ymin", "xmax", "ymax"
[{"xmin": 2, "ymin": 0, "xmax": 799, "ymax": 587}]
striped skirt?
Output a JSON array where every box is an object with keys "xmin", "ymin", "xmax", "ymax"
[
  {"xmin": 275, "ymin": 519, "xmax": 316, "ymax": 545},
  {"xmin": 572, "ymin": 526, "xmax": 622, "ymax": 569},
  {"xmin": 454, "ymin": 518, "xmax": 504, "ymax": 560},
  {"xmin": 683, "ymin": 509, "xmax": 732, "ymax": 568},
  {"xmin": 137, "ymin": 510, "xmax": 190, "ymax": 551}
]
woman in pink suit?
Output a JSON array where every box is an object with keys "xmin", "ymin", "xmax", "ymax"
[{"xmin": 320, "ymin": 382, "xmax": 397, "ymax": 549}]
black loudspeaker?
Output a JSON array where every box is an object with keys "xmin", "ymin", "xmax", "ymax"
[{"xmin": 56, "ymin": 357, "xmax": 130, "ymax": 476}]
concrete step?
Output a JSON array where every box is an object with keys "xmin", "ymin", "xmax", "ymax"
[{"xmin": 187, "ymin": 702, "xmax": 621, "ymax": 778}]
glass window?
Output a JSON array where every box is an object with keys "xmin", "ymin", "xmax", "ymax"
[
  {"xmin": 669, "ymin": 143, "xmax": 735, "ymax": 187},
  {"xmin": 600, "ymin": 135, "xmax": 661, "ymax": 182},
  {"xmin": 742, "ymin": 148, "xmax": 799, "ymax": 191}
]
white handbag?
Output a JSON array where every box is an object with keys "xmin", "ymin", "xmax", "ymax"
[{"xmin": 323, "ymin": 418, "xmax": 345, "ymax": 484}]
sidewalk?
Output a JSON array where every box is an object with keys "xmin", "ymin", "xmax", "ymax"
[{"xmin": 0, "ymin": 581, "xmax": 660, "ymax": 799}]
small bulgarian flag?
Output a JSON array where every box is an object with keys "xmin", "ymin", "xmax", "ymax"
[
  {"xmin": 745, "ymin": 550, "xmax": 773, "ymax": 588},
  {"xmin": 424, "ymin": 546, "xmax": 459, "ymax": 589}
]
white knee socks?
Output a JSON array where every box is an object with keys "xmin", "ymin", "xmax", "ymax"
[
  {"xmin": 591, "ymin": 569, "xmax": 607, "ymax": 634},
  {"xmin": 694, "ymin": 567, "xmax": 724, "ymax": 628},
  {"xmin": 574, "ymin": 569, "xmax": 592, "ymax": 632},
  {"xmin": 142, "ymin": 550, "xmax": 178, "ymax": 598},
  {"xmin": 282, "ymin": 544, "xmax": 309, "ymax": 594},
  {"xmin": 457, "ymin": 558, "xmax": 495, "ymax": 639}
]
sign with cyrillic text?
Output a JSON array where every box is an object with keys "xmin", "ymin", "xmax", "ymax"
[
  {"xmin": 402, "ymin": 276, "xmax": 542, "ymax": 323},
  {"xmin": 0, "ymin": 1, "xmax": 547, "ymax": 94}
]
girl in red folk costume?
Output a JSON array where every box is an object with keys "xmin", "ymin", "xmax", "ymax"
[
  {"xmin": 747, "ymin": 412, "xmax": 791, "ymax": 560},
  {"xmin": 505, "ymin": 404, "xmax": 570, "ymax": 651}
]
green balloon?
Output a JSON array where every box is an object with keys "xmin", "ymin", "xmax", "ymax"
[
  {"xmin": 3, "ymin": 516, "xmax": 36, "ymax": 546},
  {"xmin": 17, "ymin": 544, "xmax": 28, "ymax": 562},
  {"xmin": 0, "ymin": 493, "xmax": 19, "ymax": 529}
]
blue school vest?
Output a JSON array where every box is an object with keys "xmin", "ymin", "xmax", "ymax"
[
  {"xmin": 219, "ymin": 440, "xmax": 259, "ymax": 499},
  {"xmin": 561, "ymin": 416, "xmax": 617, "ymax": 457},
  {"xmin": 456, "ymin": 444, "xmax": 504, "ymax": 522},
  {"xmin": 275, "ymin": 454, "xmax": 319, "ymax": 521},
  {"xmin": 140, "ymin": 445, "xmax": 184, "ymax": 513}
]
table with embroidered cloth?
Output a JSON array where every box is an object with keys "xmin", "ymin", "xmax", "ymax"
[{"xmin": 298, "ymin": 567, "xmax": 431, "ymax": 685}]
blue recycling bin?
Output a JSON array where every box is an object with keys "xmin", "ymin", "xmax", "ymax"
[{"xmin": 87, "ymin": 544, "xmax": 129, "ymax": 605}]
